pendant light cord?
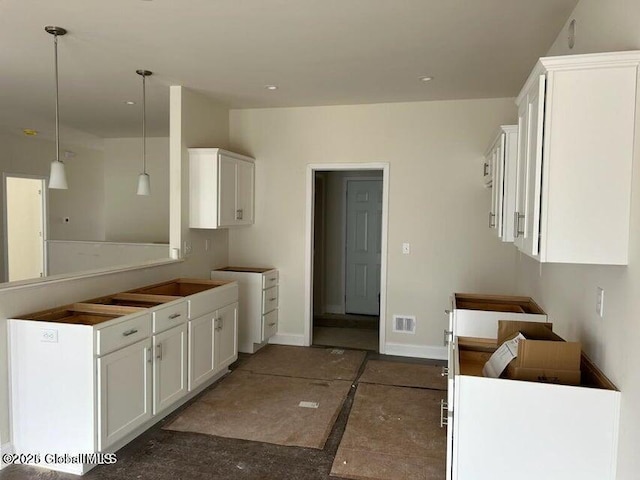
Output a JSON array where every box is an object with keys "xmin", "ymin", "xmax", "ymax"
[
  {"xmin": 142, "ymin": 73, "xmax": 146, "ymax": 174},
  {"xmin": 54, "ymin": 32, "xmax": 60, "ymax": 164}
]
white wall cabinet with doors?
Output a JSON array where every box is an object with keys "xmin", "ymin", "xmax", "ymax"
[
  {"xmin": 486, "ymin": 126, "xmax": 518, "ymax": 242},
  {"xmin": 514, "ymin": 51, "xmax": 640, "ymax": 264},
  {"xmin": 189, "ymin": 148, "xmax": 255, "ymax": 229},
  {"xmin": 442, "ymin": 295, "xmax": 620, "ymax": 480},
  {"xmin": 211, "ymin": 267, "xmax": 278, "ymax": 354},
  {"xmin": 8, "ymin": 279, "xmax": 238, "ymax": 475}
]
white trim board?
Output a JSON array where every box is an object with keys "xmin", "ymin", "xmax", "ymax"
[
  {"xmin": 304, "ymin": 163, "xmax": 390, "ymax": 354},
  {"xmin": 384, "ymin": 343, "xmax": 447, "ymax": 360},
  {"xmin": 268, "ymin": 333, "xmax": 306, "ymax": 347},
  {"xmin": 0, "ymin": 442, "xmax": 15, "ymax": 470}
]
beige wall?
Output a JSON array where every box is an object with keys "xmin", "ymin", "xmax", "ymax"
[
  {"xmin": 0, "ymin": 132, "xmax": 106, "ymax": 283},
  {"xmin": 516, "ymin": 2, "xmax": 640, "ymax": 478},
  {"xmin": 0, "ymin": 87, "xmax": 230, "ymax": 452},
  {"xmin": 103, "ymin": 137, "xmax": 170, "ymax": 243},
  {"xmin": 229, "ymin": 98, "xmax": 519, "ymax": 351}
]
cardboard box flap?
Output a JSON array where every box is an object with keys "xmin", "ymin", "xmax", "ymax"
[
  {"xmin": 517, "ymin": 339, "xmax": 582, "ymax": 371},
  {"xmin": 497, "ymin": 320, "xmax": 555, "ymax": 345}
]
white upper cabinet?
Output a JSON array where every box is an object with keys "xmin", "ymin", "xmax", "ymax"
[
  {"xmin": 514, "ymin": 51, "xmax": 640, "ymax": 264},
  {"xmin": 189, "ymin": 148, "xmax": 255, "ymax": 229},
  {"xmin": 486, "ymin": 126, "xmax": 518, "ymax": 242}
]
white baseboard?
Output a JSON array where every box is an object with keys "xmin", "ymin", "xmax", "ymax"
[
  {"xmin": 324, "ymin": 304, "xmax": 344, "ymax": 315},
  {"xmin": 383, "ymin": 342, "xmax": 447, "ymax": 360},
  {"xmin": 268, "ymin": 333, "xmax": 306, "ymax": 346},
  {"xmin": 1, "ymin": 442, "xmax": 14, "ymax": 470}
]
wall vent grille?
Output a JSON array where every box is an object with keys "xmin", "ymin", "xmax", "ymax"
[{"xmin": 392, "ymin": 315, "xmax": 416, "ymax": 334}]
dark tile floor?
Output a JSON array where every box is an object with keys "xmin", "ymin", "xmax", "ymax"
[{"xmin": 0, "ymin": 349, "xmax": 445, "ymax": 480}]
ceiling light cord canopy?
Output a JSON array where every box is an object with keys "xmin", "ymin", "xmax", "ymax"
[
  {"xmin": 45, "ymin": 26, "xmax": 68, "ymax": 190},
  {"xmin": 136, "ymin": 69, "xmax": 152, "ymax": 196}
]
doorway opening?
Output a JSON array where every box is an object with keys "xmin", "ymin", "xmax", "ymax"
[
  {"xmin": 306, "ymin": 165, "xmax": 388, "ymax": 352},
  {"xmin": 2, "ymin": 174, "xmax": 47, "ymax": 282}
]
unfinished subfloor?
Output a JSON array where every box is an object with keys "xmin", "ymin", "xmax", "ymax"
[{"xmin": 0, "ymin": 349, "xmax": 445, "ymax": 480}]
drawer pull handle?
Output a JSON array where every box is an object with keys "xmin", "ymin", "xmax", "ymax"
[
  {"xmin": 269, "ymin": 278, "xmax": 276, "ymax": 282},
  {"xmin": 147, "ymin": 348, "xmax": 152, "ymax": 364},
  {"xmin": 123, "ymin": 328, "xmax": 139, "ymax": 337},
  {"xmin": 441, "ymin": 367, "xmax": 449, "ymax": 378},
  {"xmin": 168, "ymin": 313, "xmax": 182, "ymax": 319},
  {"xmin": 268, "ymin": 322, "xmax": 276, "ymax": 327},
  {"xmin": 440, "ymin": 399, "xmax": 448, "ymax": 428},
  {"xmin": 156, "ymin": 343, "xmax": 163, "ymax": 360},
  {"xmin": 488, "ymin": 211, "xmax": 496, "ymax": 228},
  {"xmin": 269, "ymin": 297, "xmax": 277, "ymax": 301}
]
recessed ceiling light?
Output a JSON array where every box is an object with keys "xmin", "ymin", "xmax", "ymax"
[
  {"xmin": 23, "ymin": 128, "xmax": 38, "ymax": 136},
  {"xmin": 265, "ymin": 85, "xmax": 278, "ymax": 91},
  {"xmin": 420, "ymin": 76, "xmax": 434, "ymax": 82},
  {"xmin": 125, "ymin": 100, "xmax": 136, "ymax": 105}
]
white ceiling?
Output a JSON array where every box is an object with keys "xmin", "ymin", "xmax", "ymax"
[{"xmin": 0, "ymin": 0, "xmax": 577, "ymax": 139}]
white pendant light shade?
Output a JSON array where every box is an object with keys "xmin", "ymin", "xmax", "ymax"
[
  {"xmin": 136, "ymin": 172, "xmax": 150, "ymax": 196},
  {"xmin": 49, "ymin": 159, "xmax": 68, "ymax": 189}
]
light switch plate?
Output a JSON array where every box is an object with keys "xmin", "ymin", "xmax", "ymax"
[
  {"xmin": 402, "ymin": 242, "xmax": 410, "ymax": 255},
  {"xmin": 596, "ymin": 287, "xmax": 604, "ymax": 318}
]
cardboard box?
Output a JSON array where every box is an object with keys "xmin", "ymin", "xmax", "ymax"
[{"xmin": 497, "ymin": 320, "xmax": 582, "ymax": 386}]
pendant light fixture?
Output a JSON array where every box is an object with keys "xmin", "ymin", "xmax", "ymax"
[
  {"xmin": 45, "ymin": 26, "xmax": 68, "ymax": 189},
  {"xmin": 136, "ymin": 69, "xmax": 152, "ymax": 196}
]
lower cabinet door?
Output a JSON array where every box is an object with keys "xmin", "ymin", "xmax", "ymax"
[
  {"xmin": 215, "ymin": 302, "xmax": 238, "ymax": 369},
  {"xmin": 188, "ymin": 313, "xmax": 216, "ymax": 391},
  {"xmin": 153, "ymin": 324, "xmax": 188, "ymax": 415},
  {"xmin": 97, "ymin": 339, "xmax": 152, "ymax": 450}
]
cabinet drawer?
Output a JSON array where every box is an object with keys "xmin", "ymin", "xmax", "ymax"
[
  {"xmin": 262, "ymin": 309, "xmax": 278, "ymax": 342},
  {"xmin": 189, "ymin": 283, "xmax": 238, "ymax": 319},
  {"xmin": 96, "ymin": 313, "xmax": 151, "ymax": 356},
  {"xmin": 153, "ymin": 301, "xmax": 188, "ymax": 334},
  {"xmin": 262, "ymin": 286, "xmax": 278, "ymax": 314},
  {"xmin": 262, "ymin": 270, "xmax": 279, "ymax": 289}
]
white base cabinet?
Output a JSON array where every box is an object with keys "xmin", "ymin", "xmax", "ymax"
[
  {"xmin": 98, "ymin": 338, "xmax": 153, "ymax": 451},
  {"xmin": 444, "ymin": 293, "xmax": 620, "ymax": 480},
  {"xmin": 211, "ymin": 267, "xmax": 278, "ymax": 353},
  {"xmin": 8, "ymin": 280, "xmax": 238, "ymax": 475},
  {"xmin": 153, "ymin": 323, "xmax": 188, "ymax": 415}
]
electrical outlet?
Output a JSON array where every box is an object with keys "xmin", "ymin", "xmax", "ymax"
[
  {"xmin": 41, "ymin": 328, "xmax": 58, "ymax": 343},
  {"xmin": 596, "ymin": 287, "xmax": 605, "ymax": 318},
  {"xmin": 402, "ymin": 242, "xmax": 410, "ymax": 255},
  {"xmin": 183, "ymin": 240, "xmax": 193, "ymax": 256}
]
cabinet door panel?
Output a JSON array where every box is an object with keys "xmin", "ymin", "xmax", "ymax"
[
  {"xmin": 215, "ymin": 302, "xmax": 238, "ymax": 369},
  {"xmin": 236, "ymin": 160, "xmax": 255, "ymax": 225},
  {"xmin": 98, "ymin": 339, "xmax": 152, "ymax": 450},
  {"xmin": 218, "ymin": 155, "xmax": 238, "ymax": 227},
  {"xmin": 514, "ymin": 102, "xmax": 528, "ymax": 251},
  {"xmin": 188, "ymin": 314, "xmax": 216, "ymax": 391},
  {"xmin": 153, "ymin": 324, "xmax": 188, "ymax": 415}
]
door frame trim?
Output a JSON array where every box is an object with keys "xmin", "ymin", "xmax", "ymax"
[
  {"xmin": 304, "ymin": 163, "xmax": 390, "ymax": 353},
  {"xmin": 2, "ymin": 173, "xmax": 49, "ymax": 282}
]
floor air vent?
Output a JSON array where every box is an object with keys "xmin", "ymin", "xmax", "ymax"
[{"xmin": 392, "ymin": 315, "xmax": 416, "ymax": 334}]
